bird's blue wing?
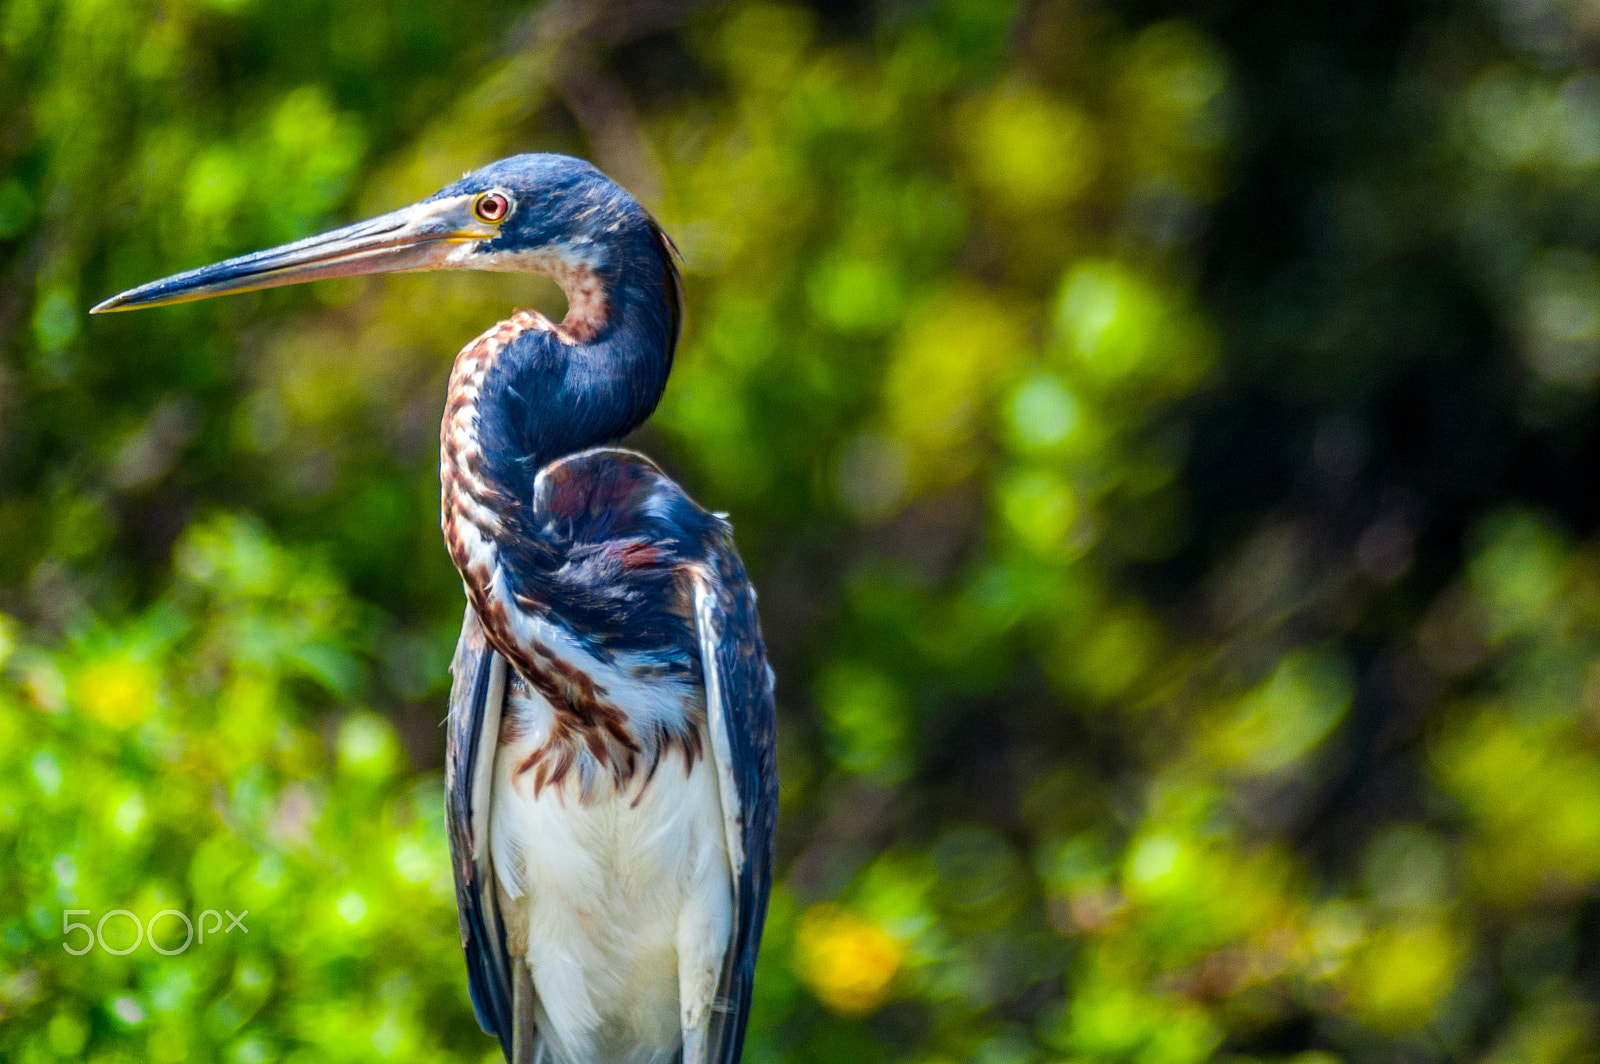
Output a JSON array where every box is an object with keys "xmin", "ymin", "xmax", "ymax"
[
  {"xmin": 691, "ymin": 538, "xmax": 779, "ymax": 1064},
  {"xmin": 445, "ymin": 607, "xmax": 517, "ymax": 1061}
]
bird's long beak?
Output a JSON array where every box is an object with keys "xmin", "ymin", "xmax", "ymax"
[{"xmin": 90, "ymin": 194, "xmax": 495, "ymax": 313}]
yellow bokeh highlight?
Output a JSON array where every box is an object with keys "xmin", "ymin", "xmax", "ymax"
[
  {"xmin": 959, "ymin": 81, "xmax": 1101, "ymax": 213},
  {"xmin": 1436, "ymin": 709, "xmax": 1600, "ymax": 903},
  {"xmin": 1347, "ymin": 922, "xmax": 1461, "ymax": 1032},
  {"xmin": 883, "ymin": 283, "xmax": 1027, "ymax": 486},
  {"xmin": 1207, "ymin": 650, "xmax": 1354, "ymax": 775},
  {"xmin": 793, "ymin": 903, "xmax": 903, "ymax": 1015},
  {"xmin": 75, "ymin": 655, "xmax": 159, "ymax": 729},
  {"xmin": 1054, "ymin": 259, "xmax": 1215, "ymax": 394},
  {"xmin": 1113, "ymin": 22, "xmax": 1232, "ymax": 193},
  {"xmin": 0, "ymin": 613, "xmax": 16, "ymax": 669},
  {"xmin": 1047, "ymin": 606, "xmax": 1163, "ymax": 701},
  {"xmin": 1483, "ymin": 998, "xmax": 1595, "ymax": 1064},
  {"xmin": 997, "ymin": 467, "xmax": 1078, "ymax": 554}
]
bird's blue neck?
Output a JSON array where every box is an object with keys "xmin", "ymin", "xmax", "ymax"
[
  {"xmin": 445, "ymin": 238, "xmax": 678, "ymax": 512},
  {"xmin": 486, "ymin": 317, "xmax": 669, "ymax": 505}
]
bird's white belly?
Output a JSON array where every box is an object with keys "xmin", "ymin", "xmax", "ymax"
[{"xmin": 489, "ymin": 702, "xmax": 732, "ymax": 1064}]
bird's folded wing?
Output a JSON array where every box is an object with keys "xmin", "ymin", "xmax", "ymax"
[
  {"xmin": 446, "ymin": 606, "xmax": 518, "ymax": 1061},
  {"xmin": 692, "ymin": 542, "xmax": 779, "ymax": 1064}
]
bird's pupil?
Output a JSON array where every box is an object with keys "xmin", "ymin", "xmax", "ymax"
[{"xmin": 480, "ymin": 194, "xmax": 506, "ymax": 221}]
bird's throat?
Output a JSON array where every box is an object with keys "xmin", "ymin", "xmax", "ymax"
[
  {"xmin": 536, "ymin": 253, "xmax": 609, "ymax": 344},
  {"xmin": 462, "ymin": 246, "xmax": 612, "ymax": 344}
]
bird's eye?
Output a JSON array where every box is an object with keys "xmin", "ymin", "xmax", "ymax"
[{"xmin": 474, "ymin": 192, "xmax": 510, "ymax": 223}]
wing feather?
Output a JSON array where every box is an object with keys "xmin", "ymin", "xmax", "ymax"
[
  {"xmin": 446, "ymin": 606, "xmax": 518, "ymax": 1061},
  {"xmin": 691, "ymin": 540, "xmax": 779, "ymax": 1064}
]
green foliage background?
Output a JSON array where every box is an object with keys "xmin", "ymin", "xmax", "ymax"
[{"xmin": 4, "ymin": 0, "xmax": 1600, "ymax": 1061}]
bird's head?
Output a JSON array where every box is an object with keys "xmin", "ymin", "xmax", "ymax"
[{"xmin": 92, "ymin": 153, "xmax": 678, "ymax": 346}]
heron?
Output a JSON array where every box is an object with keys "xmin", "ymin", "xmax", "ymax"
[{"xmin": 92, "ymin": 154, "xmax": 778, "ymax": 1064}]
